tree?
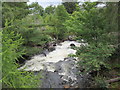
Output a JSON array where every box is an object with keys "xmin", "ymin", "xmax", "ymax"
[
  {"xmin": 11, "ymin": 14, "xmax": 51, "ymax": 56},
  {"xmin": 54, "ymin": 5, "xmax": 69, "ymax": 40},
  {"xmin": 45, "ymin": 5, "xmax": 56, "ymax": 14},
  {"xmin": 2, "ymin": 21, "xmax": 40, "ymax": 88},
  {"xmin": 29, "ymin": 2, "xmax": 44, "ymax": 16},
  {"xmin": 62, "ymin": 2, "xmax": 78, "ymax": 14},
  {"xmin": 2, "ymin": 2, "xmax": 43, "ymax": 88},
  {"xmin": 43, "ymin": 14, "xmax": 59, "ymax": 39},
  {"xmin": 65, "ymin": 2, "xmax": 108, "ymax": 44},
  {"xmin": 2, "ymin": 2, "xmax": 30, "ymax": 27},
  {"xmin": 104, "ymin": 2, "xmax": 119, "ymax": 69},
  {"xmin": 64, "ymin": 2, "xmax": 116, "ymax": 73}
]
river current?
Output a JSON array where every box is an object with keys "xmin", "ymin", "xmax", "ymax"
[{"xmin": 19, "ymin": 41, "xmax": 87, "ymax": 88}]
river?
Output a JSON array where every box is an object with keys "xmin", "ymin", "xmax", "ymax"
[{"xmin": 19, "ymin": 41, "xmax": 88, "ymax": 88}]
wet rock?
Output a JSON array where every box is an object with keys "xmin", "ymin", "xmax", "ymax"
[
  {"xmin": 62, "ymin": 75, "xmax": 69, "ymax": 81},
  {"xmin": 53, "ymin": 43, "xmax": 57, "ymax": 46},
  {"xmin": 70, "ymin": 43, "xmax": 76, "ymax": 47},
  {"xmin": 70, "ymin": 81, "xmax": 78, "ymax": 87},
  {"xmin": 64, "ymin": 57, "xmax": 76, "ymax": 61},
  {"xmin": 33, "ymin": 71, "xmax": 40, "ymax": 75},
  {"xmin": 77, "ymin": 73, "xmax": 94, "ymax": 88},
  {"xmin": 48, "ymin": 46, "xmax": 55, "ymax": 52},
  {"xmin": 38, "ymin": 57, "xmax": 79, "ymax": 88},
  {"xmin": 54, "ymin": 59, "xmax": 78, "ymax": 86},
  {"xmin": 61, "ymin": 80, "xmax": 67, "ymax": 85},
  {"xmin": 41, "ymin": 71, "xmax": 63, "ymax": 88},
  {"xmin": 41, "ymin": 53, "xmax": 47, "ymax": 57},
  {"xmin": 40, "ymin": 49, "xmax": 49, "ymax": 57},
  {"xmin": 44, "ymin": 42, "xmax": 56, "ymax": 52},
  {"xmin": 58, "ymin": 43, "xmax": 62, "ymax": 46}
]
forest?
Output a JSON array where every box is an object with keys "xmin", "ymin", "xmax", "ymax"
[{"xmin": 1, "ymin": 1, "xmax": 120, "ymax": 89}]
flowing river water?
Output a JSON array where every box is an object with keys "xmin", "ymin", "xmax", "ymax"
[{"xmin": 19, "ymin": 41, "xmax": 88, "ymax": 88}]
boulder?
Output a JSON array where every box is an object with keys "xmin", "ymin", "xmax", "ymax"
[
  {"xmin": 70, "ymin": 43, "xmax": 76, "ymax": 47},
  {"xmin": 40, "ymin": 70, "xmax": 63, "ymax": 88},
  {"xmin": 77, "ymin": 74, "xmax": 94, "ymax": 88},
  {"xmin": 48, "ymin": 46, "xmax": 55, "ymax": 52}
]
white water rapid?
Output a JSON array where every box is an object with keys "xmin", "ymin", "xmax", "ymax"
[
  {"xmin": 19, "ymin": 41, "xmax": 82, "ymax": 71},
  {"xmin": 19, "ymin": 41, "xmax": 87, "ymax": 88}
]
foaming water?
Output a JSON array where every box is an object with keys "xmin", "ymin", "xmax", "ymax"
[
  {"xmin": 19, "ymin": 41, "xmax": 90, "ymax": 88},
  {"xmin": 19, "ymin": 41, "xmax": 82, "ymax": 71}
]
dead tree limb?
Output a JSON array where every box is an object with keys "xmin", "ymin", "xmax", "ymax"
[{"xmin": 106, "ymin": 77, "xmax": 120, "ymax": 83}]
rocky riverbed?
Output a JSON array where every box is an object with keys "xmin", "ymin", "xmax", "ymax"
[{"xmin": 19, "ymin": 41, "xmax": 89, "ymax": 88}]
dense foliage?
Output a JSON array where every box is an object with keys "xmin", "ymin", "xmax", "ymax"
[
  {"xmin": 2, "ymin": 2, "xmax": 42, "ymax": 88},
  {"xmin": 43, "ymin": 5, "xmax": 69, "ymax": 40},
  {"xmin": 64, "ymin": 2, "xmax": 119, "ymax": 87},
  {"xmin": 54, "ymin": 5, "xmax": 69, "ymax": 40},
  {"xmin": 29, "ymin": 2, "xmax": 44, "ymax": 16},
  {"xmin": 45, "ymin": 5, "xmax": 56, "ymax": 14},
  {"xmin": 11, "ymin": 14, "xmax": 51, "ymax": 56},
  {"xmin": 62, "ymin": 2, "xmax": 78, "ymax": 14},
  {"xmin": 2, "ymin": 2, "xmax": 30, "ymax": 27},
  {"xmin": 2, "ymin": 22, "xmax": 41, "ymax": 88}
]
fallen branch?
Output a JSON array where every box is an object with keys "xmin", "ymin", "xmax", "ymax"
[{"xmin": 106, "ymin": 77, "xmax": 120, "ymax": 83}]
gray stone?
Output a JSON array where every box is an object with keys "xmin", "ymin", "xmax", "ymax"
[
  {"xmin": 77, "ymin": 74, "xmax": 93, "ymax": 88},
  {"xmin": 41, "ymin": 71, "xmax": 63, "ymax": 88}
]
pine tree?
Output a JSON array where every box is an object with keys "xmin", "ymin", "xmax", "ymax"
[
  {"xmin": 45, "ymin": 5, "xmax": 56, "ymax": 14},
  {"xmin": 64, "ymin": 2, "xmax": 116, "ymax": 73},
  {"xmin": 28, "ymin": 2, "xmax": 44, "ymax": 16},
  {"xmin": 62, "ymin": 1, "xmax": 78, "ymax": 14},
  {"xmin": 55, "ymin": 5, "xmax": 69, "ymax": 40},
  {"xmin": 2, "ymin": 2, "xmax": 30, "ymax": 27},
  {"xmin": 2, "ymin": 2, "xmax": 42, "ymax": 88}
]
